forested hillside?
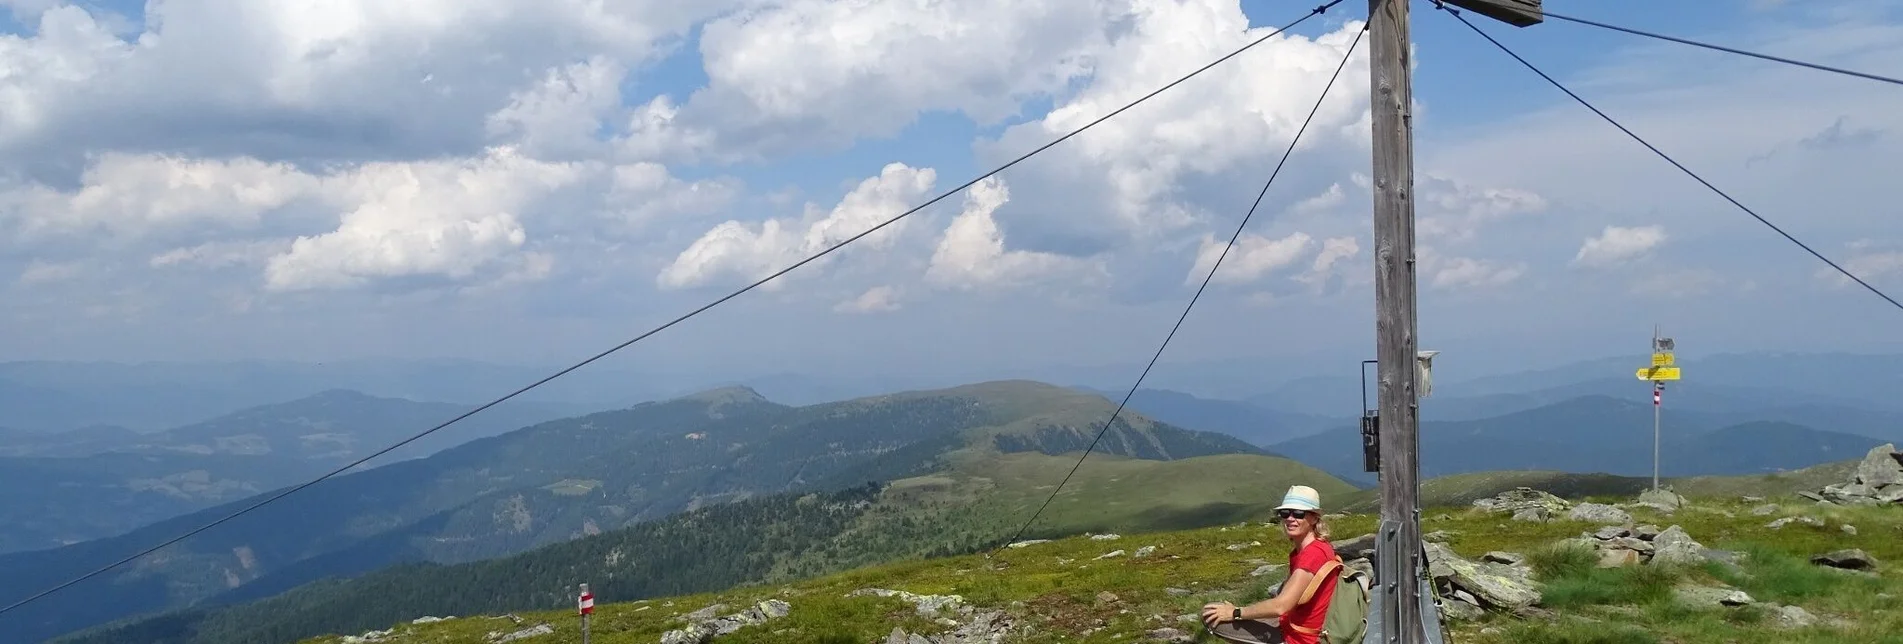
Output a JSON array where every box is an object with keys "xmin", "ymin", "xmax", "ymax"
[{"xmin": 1, "ymin": 380, "xmax": 1267, "ymax": 643}]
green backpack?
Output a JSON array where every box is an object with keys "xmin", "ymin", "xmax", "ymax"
[{"xmin": 1289, "ymin": 556, "xmax": 1371, "ymax": 644}]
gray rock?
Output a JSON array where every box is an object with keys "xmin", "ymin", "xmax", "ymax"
[
  {"xmin": 1742, "ymin": 496, "xmax": 1764, "ymax": 503},
  {"xmin": 1090, "ymin": 533, "xmax": 1122, "ymax": 541},
  {"xmin": 1148, "ymin": 627, "xmax": 1194, "ymax": 643},
  {"xmin": 1636, "ymin": 488, "xmax": 1686, "ymax": 512},
  {"xmin": 1473, "ymin": 487, "xmax": 1572, "ymax": 517},
  {"xmin": 1632, "ymin": 524, "xmax": 1662, "ymax": 540},
  {"xmin": 1569, "ymin": 502, "xmax": 1632, "ymax": 525},
  {"xmin": 681, "ymin": 603, "xmax": 728, "ymax": 623},
  {"xmin": 1165, "ymin": 587, "xmax": 1192, "ymax": 596},
  {"xmin": 1751, "ymin": 503, "xmax": 1780, "ymax": 516},
  {"xmin": 1592, "ymin": 526, "xmax": 1631, "ymax": 540},
  {"xmin": 1811, "ymin": 549, "xmax": 1880, "ymax": 572},
  {"xmin": 1650, "ymin": 526, "xmax": 1707, "ymax": 566},
  {"xmin": 1424, "ymin": 542, "xmax": 1541, "ymax": 611},
  {"xmin": 1334, "ymin": 533, "xmax": 1376, "ymax": 561},
  {"xmin": 1843, "ymin": 524, "xmax": 1858, "ymax": 536},
  {"xmin": 1005, "ymin": 539, "xmax": 1050, "ymax": 549},
  {"xmin": 1512, "ymin": 508, "xmax": 1550, "ymax": 522},
  {"xmin": 1769, "ymin": 604, "xmax": 1817, "ymax": 629},
  {"xmin": 1481, "ymin": 552, "xmax": 1524, "ymax": 566},
  {"xmin": 1854, "ymin": 443, "xmax": 1903, "ymax": 488},
  {"xmin": 1250, "ymin": 564, "xmax": 1284, "ymax": 577},
  {"xmin": 1672, "ymin": 584, "xmax": 1754, "ymax": 608},
  {"xmin": 1096, "ymin": 549, "xmax": 1126, "ymax": 560},
  {"xmin": 492, "ymin": 624, "xmax": 554, "ymax": 643},
  {"xmin": 1134, "ymin": 545, "xmax": 1157, "ymax": 558}
]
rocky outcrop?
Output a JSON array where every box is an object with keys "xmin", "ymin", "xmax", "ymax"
[
  {"xmin": 1813, "ymin": 444, "xmax": 1903, "ymax": 505},
  {"xmin": 853, "ymin": 588, "xmax": 1017, "ymax": 644},
  {"xmin": 659, "ymin": 600, "xmax": 791, "ymax": 644},
  {"xmin": 1567, "ymin": 503, "xmax": 1631, "ymax": 525},
  {"xmin": 1423, "ymin": 542, "xmax": 1541, "ymax": 618},
  {"xmin": 1472, "ymin": 487, "xmax": 1571, "ymax": 522},
  {"xmin": 1566, "ymin": 524, "xmax": 1723, "ymax": 569}
]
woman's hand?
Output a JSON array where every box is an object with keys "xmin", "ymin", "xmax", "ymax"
[{"xmin": 1201, "ymin": 601, "xmax": 1237, "ymax": 628}]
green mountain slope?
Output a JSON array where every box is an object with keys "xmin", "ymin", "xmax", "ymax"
[
  {"xmin": 55, "ymin": 449, "xmax": 1350, "ymax": 644},
  {"xmin": 0, "ymin": 380, "xmax": 1266, "ymax": 643},
  {"xmin": 130, "ymin": 466, "xmax": 1903, "ymax": 644}
]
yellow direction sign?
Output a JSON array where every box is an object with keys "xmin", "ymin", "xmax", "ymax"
[
  {"xmin": 1636, "ymin": 367, "xmax": 1681, "ymax": 381},
  {"xmin": 1651, "ymin": 352, "xmax": 1675, "ymax": 367}
]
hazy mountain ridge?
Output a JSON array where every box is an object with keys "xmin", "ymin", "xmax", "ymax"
[
  {"xmin": 0, "ymin": 390, "xmax": 570, "ymax": 555},
  {"xmin": 0, "ymin": 380, "xmax": 1262, "ymax": 643},
  {"xmin": 1273, "ymin": 395, "xmax": 1892, "ymax": 486}
]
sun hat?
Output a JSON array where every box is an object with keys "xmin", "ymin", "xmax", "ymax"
[{"xmin": 1274, "ymin": 485, "xmax": 1323, "ymax": 513}]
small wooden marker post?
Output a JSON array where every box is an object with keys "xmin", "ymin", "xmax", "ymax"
[{"xmin": 578, "ymin": 583, "xmax": 593, "ymax": 644}]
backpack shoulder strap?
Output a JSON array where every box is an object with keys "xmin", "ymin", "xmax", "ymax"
[{"xmin": 1297, "ymin": 555, "xmax": 1343, "ymax": 604}]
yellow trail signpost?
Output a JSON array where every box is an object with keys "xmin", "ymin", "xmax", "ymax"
[{"xmin": 1642, "ymin": 327, "xmax": 1680, "ymax": 491}]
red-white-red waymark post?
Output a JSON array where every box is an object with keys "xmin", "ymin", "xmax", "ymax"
[{"xmin": 578, "ymin": 583, "xmax": 594, "ymax": 644}]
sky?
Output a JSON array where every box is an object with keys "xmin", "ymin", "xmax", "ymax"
[{"xmin": 2, "ymin": 0, "xmax": 1901, "ymax": 385}]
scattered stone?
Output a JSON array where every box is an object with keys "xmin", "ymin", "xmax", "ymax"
[
  {"xmin": 1843, "ymin": 524, "xmax": 1858, "ymax": 536},
  {"xmin": 492, "ymin": 624, "xmax": 554, "ymax": 643},
  {"xmin": 1742, "ymin": 496, "xmax": 1764, "ymax": 503},
  {"xmin": 1632, "ymin": 524, "xmax": 1662, "ymax": 540},
  {"xmin": 1473, "ymin": 487, "xmax": 1571, "ymax": 522},
  {"xmin": 411, "ymin": 615, "xmax": 451, "ymax": 624},
  {"xmin": 1335, "ymin": 533, "xmax": 1376, "ymax": 560},
  {"xmin": 1423, "ymin": 530, "xmax": 1457, "ymax": 543},
  {"xmin": 1481, "ymin": 552, "xmax": 1524, "ymax": 566},
  {"xmin": 1147, "ymin": 627, "xmax": 1194, "ymax": 643},
  {"xmin": 660, "ymin": 600, "xmax": 792, "ymax": 644},
  {"xmin": 1593, "ymin": 526, "xmax": 1631, "ymax": 540},
  {"xmin": 1636, "ymin": 488, "xmax": 1687, "ymax": 513},
  {"xmin": 1572, "ymin": 522, "xmax": 1719, "ymax": 569},
  {"xmin": 850, "ymin": 589, "xmax": 964, "ymax": 616},
  {"xmin": 343, "ymin": 629, "xmax": 397, "ymax": 644},
  {"xmin": 1095, "ymin": 591, "xmax": 1120, "ymax": 605},
  {"xmin": 1250, "ymin": 564, "xmax": 1284, "ymax": 577},
  {"xmin": 1811, "ymin": 549, "xmax": 1880, "ymax": 572},
  {"xmin": 1005, "ymin": 539, "xmax": 1051, "ymax": 549},
  {"xmin": 1569, "ymin": 502, "xmax": 1632, "ymax": 525},
  {"xmin": 1764, "ymin": 516, "xmax": 1823, "ymax": 530},
  {"xmin": 1090, "ymin": 533, "xmax": 1122, "ymax": 541},
  {"xmin": 1165, "ymin": 587, "xmax": 1192, "ymax": 596},
  {"xmin": 1812, "ymin": 444, "xmax": 1903, "ymax": 505},
  {"xmin": 1752, "ymin": 503, "xmax": 1780, "ymax": 516},
  {"xmin": 1134, "ymin": 546, "xmax": 1157, "ymax": 558},
  {"xmin": 1095, "ymin": 550, "xmax": 1125, "ymax": 560},
  {"xmin": 1673, "ymin": 584, "xmax": 1754, "ymax": 608},
  {"xmin": 681, "ymin": 603, "xmax": 728, "ymax": 623},
  {"xmin": 1769, "ymin": 604, "xmax": 1817, "ymax": 629}
]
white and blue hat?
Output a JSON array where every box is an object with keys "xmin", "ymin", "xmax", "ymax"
[{"xmin": 1275, "ymin": 485, "xmax": 1323, "ymax": 513}]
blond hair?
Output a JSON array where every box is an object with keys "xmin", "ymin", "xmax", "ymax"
[{"xmin": 1312, "ymin": 513, "xmax": 1332, "ymax": 541}]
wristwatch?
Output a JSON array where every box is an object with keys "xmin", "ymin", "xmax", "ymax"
[{"xmin": 1232, "ymin": 607, "xmax": 1243, "ymax": 621}]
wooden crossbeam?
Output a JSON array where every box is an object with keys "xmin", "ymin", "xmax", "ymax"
[{"xmin": 1439, "ymin": 0, "xmax": 1542, "ymax": 27}]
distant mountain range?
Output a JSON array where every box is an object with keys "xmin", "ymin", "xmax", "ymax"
[
  {"xmin": 0, "ymin": 390, "xmax": 568, "ymax": 554},
  {"xmin": 0, "ymin": 380, "xmax": 1270, "ymax": 643},
  {"xmin": 1271, "ymin": 395, "xmax": 1892, "ymax": 487},
  {"xmin": 6, "ymin": 351, "xmax": 1902, "ymax": 642}
]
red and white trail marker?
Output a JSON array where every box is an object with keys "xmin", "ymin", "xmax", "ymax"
[{"xmin": 579, "ymin": 587, "xmax": 594, "ymax": 615}]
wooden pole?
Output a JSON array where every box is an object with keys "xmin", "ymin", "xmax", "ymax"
[{"xmin": 1367, "ymin": 0, "xmax": 1424, "ymax": 642}]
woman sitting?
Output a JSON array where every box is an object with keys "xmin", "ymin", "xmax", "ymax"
[{"xmin": 1200, "ymin": 485, "xmax": 1341, "ymax": 644}]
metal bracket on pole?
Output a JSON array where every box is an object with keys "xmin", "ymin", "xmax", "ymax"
[
  {"xmin": 1362, "ymin": 520, "xmax": 1448, "ymax": 644},
  {"xmin": 1360, "ymin": 360, "xmax": 1381, "ymax": 473}
]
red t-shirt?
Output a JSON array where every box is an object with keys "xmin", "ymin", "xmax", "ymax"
[{"xmin": 1281, "ymin": 539, "xmax": 1340, "ymax": 644}]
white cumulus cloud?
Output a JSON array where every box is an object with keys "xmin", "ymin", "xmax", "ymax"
[
  {"xmin": 658, "ymin": 162, "xmax": 936, "ymax": 290},
  {"xmin": 1574, "ymin": 225, "xmax": 1667, "ymax": 268}
]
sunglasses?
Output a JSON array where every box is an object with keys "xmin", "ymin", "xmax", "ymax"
[{"xmin": 1276, "ymin": 509, "xmax": 1313, "ymax": 520}]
